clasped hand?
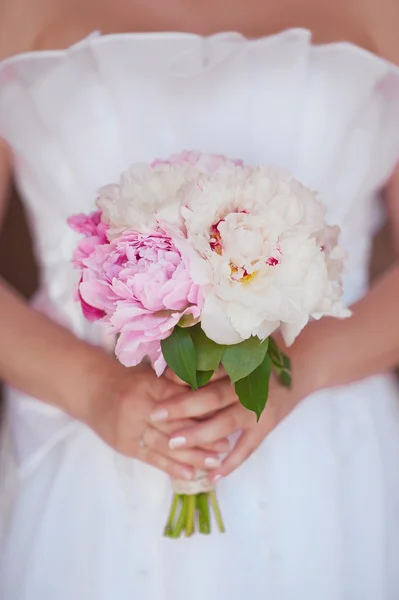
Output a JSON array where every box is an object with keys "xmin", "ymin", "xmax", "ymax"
[
  {"xmin": 150, "ymin": 366, "xmax": 301, "ymax": 482},
  {"xmin": 87, "ymin": 353, "xmax": 305, "ymax": 483}
]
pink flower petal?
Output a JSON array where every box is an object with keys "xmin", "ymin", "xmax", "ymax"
[{"xmin": 71, "ymin": 213, "xmax": 203, "ymax": 371}]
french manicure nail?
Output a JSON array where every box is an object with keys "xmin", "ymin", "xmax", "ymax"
[
  {"xmin": 150, "ymin": 408, "xmax": 168, "ymax": 422},
  {"xmin": 213, "ymin": 474, "xmax": 223, "ymax": 483},
  {"xmin": 169, "ymin": 436, "xmax": 187, "ymax": 449},
  {"xmin": 204, "ymin": 457, "xmax": 221, "ymax": 469},
  {"xmin": 180, "ymin": 468, "xmax": 193, "ymax": 480}
]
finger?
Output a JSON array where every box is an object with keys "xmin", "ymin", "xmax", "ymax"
[
  {"xmin": 158, "ymin": 434, "xmax": 230, "ymax": 455},
  {"xmin": 153, "ymin": 420, "xmax": 231, "ymax": 454},
  {"xmin": 208, "ymin": 437, "xmax": 231, "ymax": 453},
  {"xmin": 150, "ymin": 380, "xmax": 237, "ymax": 422},
  {"xmin": 153, "ymin": 418, "xmax": 196, "ymax": 435},
  {"xmin": 168, "ymin": 405, "xmax": 252, "ymax": 449},
  {"xmin": 142, "ymin": 426, "xmax": 222, "ymax": 470},
  {"xmin": 138, "ymin": 446, "xmax": 195, "ymax": 480},
  {"xmin": 209, "ymin": 431, "xmax": 258, "ymax": 480},
  {"xmin": 173, "ymin": 449, "xmax": 222, "ymax": 470}
]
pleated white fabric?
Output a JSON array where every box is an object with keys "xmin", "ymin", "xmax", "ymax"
[{"xmin": 1, "ymin": 29, "xmax": 399, "ymax": 599}]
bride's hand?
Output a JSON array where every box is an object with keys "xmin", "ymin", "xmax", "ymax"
[
  {"xmin": 154, "ymin": 331, "xmax": 321, "ymax": 480},
  {"xmin": 83, "ymin": 360, "xmax": 225, "ymax": 479},
  {"xmin": 152, "ymin": 375, "xmax": 301, "ymax": 480}
]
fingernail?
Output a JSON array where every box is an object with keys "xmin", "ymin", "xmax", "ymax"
[
  {"xmin": 213, "ymin": 474, "xmax": 223, "ymax": 483},
  {"xmin": 204, "ymin": 457, "xmax": 221, "ymax": 469},
  {"xmin": 150, "ymin": 409, "xmax": 168, "ymax": 422},
  {"xmin": 169, "ymin": 436, "xmax": 187, "ymax": 449},
  {"xmin": 180, "ymin": 468, "xmax": 193, "ymax": 480}
]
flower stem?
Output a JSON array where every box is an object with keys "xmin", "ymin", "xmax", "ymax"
[
  {"xmin": 163, "ymin": 493, "xmax": 180, "ymax": 537},
  {"xmin": 209, "ymin": 490, "xmax": 225, "ymax": 533},
  {"xmin": 164, "ymin": 490, "xmax": 225, "ymax": 538},
  {"xmin": 185, "ymin": 495, "xmax": 196, "ymax": 537},
  {"xmin": 197, "ymin": 493, "xmax": 211, "ymax": 534},
  {"xmin": 170, "ymin": 495, "xmax": 188, "ymax": 538}
]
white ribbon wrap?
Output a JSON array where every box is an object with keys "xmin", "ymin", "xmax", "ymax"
[{"xmin": 172, "ymin": 469, "xmax": 214, "ymax": 495}]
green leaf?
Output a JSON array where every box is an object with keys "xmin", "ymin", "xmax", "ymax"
[
  {"xmin": 196, "ymin": 370, "xmax": 214, "ymax": 388},
  {"xmin": 189, "ymin": 324, "xmax": 225, "ymax": 372},
  {"xmin": 221, "ymin": 336, "xmax": 269, "ymax": 383},
  {"xmin": 278, "ymin": 369, "xmax": 292, "ymax": 388},
  {"xmin": 268, "ymin": 337, "xmax": 292, "ymax": 389},
  {"xmin": 268, "ymin": 337, "xmax": 281, "ymax": 364},
  {"xmin": 161, "ymin": 327, "xmax": 198, "ymax": 389},
  {"xmin": 234, "ymin": 353, "xmax": 272, "ymax": 420}
]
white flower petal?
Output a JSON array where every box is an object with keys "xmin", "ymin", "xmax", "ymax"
[
  {"xmin": 226, "ymin": 302, "xmax": 267, "ymax": 340},
  {"xmin": 201, "ymin": 295, "xmax": 243, "ymax": 345},
  {"xmin": 167, "ymin": 226, "xmax": 212, "ymax": 286},
  {"xmin": 280, "ymin": 316, "xmax": 309, "ymax": 347},
  {"xmin": 97, "ymin": 163, "xmax": 193, "ymax": 233},
  {"xmin": 255, "ymin": 319, "xmax": 281, "ymax": 340}
]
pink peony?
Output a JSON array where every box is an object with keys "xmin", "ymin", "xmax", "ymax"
[
  {"xmin": 68, "ymin": 211, "xmax": 110, "ymax": 321},
  {"xmin": 76, "ymin": 277, "xmax": 106, "ymax": 322},
  {"xmin": 67, "ymin": 211, "xmax": 109, "ymax": 268},
  {"xmin": 78, "ymin": 229, "xmax": 202, "ymax": 374}
]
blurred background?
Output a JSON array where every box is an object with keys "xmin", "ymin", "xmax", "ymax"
[
  {"xmin": 0, "ymin": 186, "xmax": 38, "ymax": 300},
  {"xmin": 0, "ymin": 183, "xmax": 397, "ymax": 404}
]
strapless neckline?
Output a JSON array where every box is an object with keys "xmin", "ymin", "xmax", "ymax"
[
  {"xmin": 0, "ymin": 20, "xmax": 399, "ymax": 323},
  {"xmin": 2, "ymin": 22, "xmax": 399, "ymax": 600},
  {"xmin": 0, "ymin": 28, "xmax": 398, "ymax": 75}
]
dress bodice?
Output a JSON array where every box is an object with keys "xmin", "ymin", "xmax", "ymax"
[
  {"xmin": 0, "ymin": 29, "xmax": 399, "ymax": 340},
  {"xmin": 3, "ymin": 33, "xmax": 399, "ymax": 600}
]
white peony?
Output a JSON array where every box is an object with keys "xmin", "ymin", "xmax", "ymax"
[
  {"xmin": 312, "ymin": 225, "xmax": 351, "ymax": 320},
  {"xmin": 97, "ymin": 163, "xmax": 192, "ymax": 238},
  {"xmin": 96, "ymin": 155, "xmax": 350, "ymax": 347},
  {"xmin": 178, "ymin": 164, "xmax": 350, "ymax": 346}
]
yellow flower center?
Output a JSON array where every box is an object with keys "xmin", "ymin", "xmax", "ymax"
[
  {"xmin": 241, "ymin": 271, "xmax": 257, "ymax": 283},
  {"xmin": 230, "ymin": 263, "xmax": 257, "ymax": 284}
]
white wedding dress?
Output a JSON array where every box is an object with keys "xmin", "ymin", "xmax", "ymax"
[{"xmin": 1, "ymin": 29, "xmax": 399, "ymax": 600}]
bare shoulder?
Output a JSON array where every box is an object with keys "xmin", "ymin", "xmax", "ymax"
[
  {"xmin": 370, "ymin": 1, "xmax": 399, "ymax": 246},
  {"xmin": 0, "ymin": 0, "xmax": 64, "ymax": 61},
  {"xmin": 362, "ymin": 0, "xmax": 399, "ymax": 64}
]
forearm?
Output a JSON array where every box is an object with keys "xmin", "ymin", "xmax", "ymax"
[
  {"xmin": 0, "ymin": 277, "xmax": 112, "ymax": 418},
  {"xmin": 300, "ymin": 262, "xmax": 399, "ymax": 391}
]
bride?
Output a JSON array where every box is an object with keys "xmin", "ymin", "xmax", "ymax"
[{"xmin": 1, "ymin": 0, "xmax": 399, "ymax": 598}]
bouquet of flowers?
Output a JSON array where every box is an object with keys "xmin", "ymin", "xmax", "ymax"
[{"xmin": 68, "ymin": 151, "xmax": 350, "ymax": 538}]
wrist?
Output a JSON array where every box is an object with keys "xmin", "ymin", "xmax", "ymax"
[
  {"xmin": 288, "ymin": 317, "xmax": 341, "ymax": 398},
  {"xmin": 58, "ymin": 342, "xmax": 118, "ymax": 422},
  {"xmin": 78, "ymin": 355, "xmax": 157, "ymax": 427}
]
